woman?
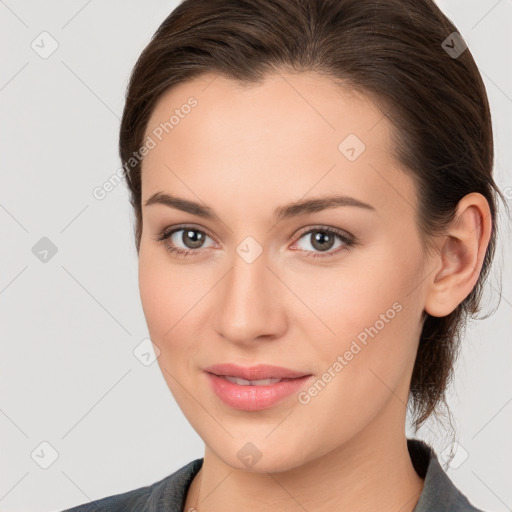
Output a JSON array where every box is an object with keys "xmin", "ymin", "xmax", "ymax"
[{"xmin": 62, "ymin": 0, "xmax": 507, "ymax": 510}]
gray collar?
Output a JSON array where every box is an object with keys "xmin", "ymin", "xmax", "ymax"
[{"xmin": 409, "ymin": 438, "xmax": 483, "ymax": 511}]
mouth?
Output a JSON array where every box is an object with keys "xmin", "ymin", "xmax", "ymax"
[{"xmin": 203, "ymin": 363, "xmax": 313, "ymax": 411}]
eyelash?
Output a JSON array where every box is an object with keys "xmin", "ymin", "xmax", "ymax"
[{"xmin": 154, "ymin": 224, "xmax": 356, "ymax": 259}]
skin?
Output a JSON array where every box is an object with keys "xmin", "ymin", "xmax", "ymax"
[{"xmin": 137, "ymin": 71, "xmax": 491, "ymax": 512}]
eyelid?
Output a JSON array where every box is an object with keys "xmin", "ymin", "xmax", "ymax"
[{"xmin": 155, "ymin": 223, "xmax": 356, "ymax": 258}]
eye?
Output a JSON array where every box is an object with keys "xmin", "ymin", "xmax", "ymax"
[
  {"xmin": 290, "ymin": 226, "xmax": 355, "ymax": 258},
  {"xmin": 154, "ymin": 225, "xmax": 216, "ymax": 257}
]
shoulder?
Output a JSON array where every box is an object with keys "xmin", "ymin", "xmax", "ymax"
[
  {"xmin": 408, "ymin": 438, "xmax": 487, "ymax": 512},
  {"xmin": 59, "ymin": 458, "xmax": 203, "ymax": 512}
]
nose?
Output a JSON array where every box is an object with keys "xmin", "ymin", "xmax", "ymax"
[{"xmin": 212, "ymin": 247, "xmax": 288, "ymax": 345}]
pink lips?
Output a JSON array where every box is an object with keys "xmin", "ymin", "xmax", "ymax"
[{"xmin": 204, "ymin": 363, "xmax": 313, "ymax": 411}]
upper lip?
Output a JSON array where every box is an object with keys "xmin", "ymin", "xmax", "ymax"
[{"xmin": 205, "ymin": 363, "xmax": 311, "ymax": 380}]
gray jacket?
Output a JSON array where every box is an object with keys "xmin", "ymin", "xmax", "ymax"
[{"xmin": 61, "ymin": 438, "xmax": 485, "ymax": 511}]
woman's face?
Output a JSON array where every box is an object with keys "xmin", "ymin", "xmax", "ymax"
[{"xmin": 138, "ymin": 71, "xmax": 431, "ymax": 471}]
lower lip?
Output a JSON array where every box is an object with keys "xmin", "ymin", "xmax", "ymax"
[{"xmin": 205, "ymin": 372, "xmax": 313, "ymax": 411}]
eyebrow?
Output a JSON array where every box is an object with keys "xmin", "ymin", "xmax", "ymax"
[{"xmin": 144, "ymin": 191, "xmax": 376, "ymax": 221}]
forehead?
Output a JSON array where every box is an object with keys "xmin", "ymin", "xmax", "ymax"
[{"xmin": 141, "ymin": 71, "xmax": 415, "ymax": 219}]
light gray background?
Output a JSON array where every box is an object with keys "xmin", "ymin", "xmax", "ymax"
[{"xmin": 1, "ymin": 1, "xmax": 511, "ymax": 511}]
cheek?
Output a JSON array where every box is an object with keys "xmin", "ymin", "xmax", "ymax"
[
  {"xmin": 297, "ymin": 243, "xmax": 423, "ymax": 390},
  {"xmin": 322, "ymin": 233, "xmax": 423, "ymax": 338},
  {"xmin": 138, "ymin": 251, "xmax": 168, "ymax": 338},
  {"xmin": 138, "ymin": 244, "xmax": 211, "ymax": 372},
  {"xmin": 138, "ymin": 248, "xmax": 199, "ymax": 404},
  {"xmin": 287, "ymin": 250, "xmax": 415, "ymax": 354},
  {"xmin": 138, "ymin": 245, "xmax": 190, "ymax": 345}
]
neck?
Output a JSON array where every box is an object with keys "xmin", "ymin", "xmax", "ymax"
[{"xmin": 184, "ymin": 403, "xmax": 424, "ymax": 512}]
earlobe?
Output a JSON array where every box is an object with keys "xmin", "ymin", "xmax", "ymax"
[{"xmin": 424, "ymin": 193, "xmax": 492, "ymax": 318}]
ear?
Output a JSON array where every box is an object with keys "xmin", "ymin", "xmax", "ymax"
[{"xmin": 424, "ymin": 192, "xmax": 492, "ymax": 318}]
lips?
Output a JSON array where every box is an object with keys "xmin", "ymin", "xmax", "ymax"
[
  {"xmin": 204, "ymin": 363, "xmax": 311, "ymax": 381},
  {"xmin": 205, "ymin": 371, "xmax": 314, "ymax": 411}
]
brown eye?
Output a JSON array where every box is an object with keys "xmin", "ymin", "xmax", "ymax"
[
  {"xmin": 309, "ymin": 230, "xmax": 336, "ymax": 251},
  {"xmin": 177, "ymin": 229, "xmax": 207, "ymax": 249},
  {"xmin": 156, "ymin": 226, "xmax": 216, "ymax": 257},
  {"xmin": 291, "ymin": 226, "xmax": 355, "ymax": 258}
]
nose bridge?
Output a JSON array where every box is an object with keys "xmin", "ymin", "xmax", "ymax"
[{"xmin": 213, "ymin": 244, "xmax": 285, "ymax": 342}]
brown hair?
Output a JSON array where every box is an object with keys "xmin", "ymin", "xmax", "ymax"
[{"xmin": 119, "ymin": 0, "xmax": 507, "ymax": 430}]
